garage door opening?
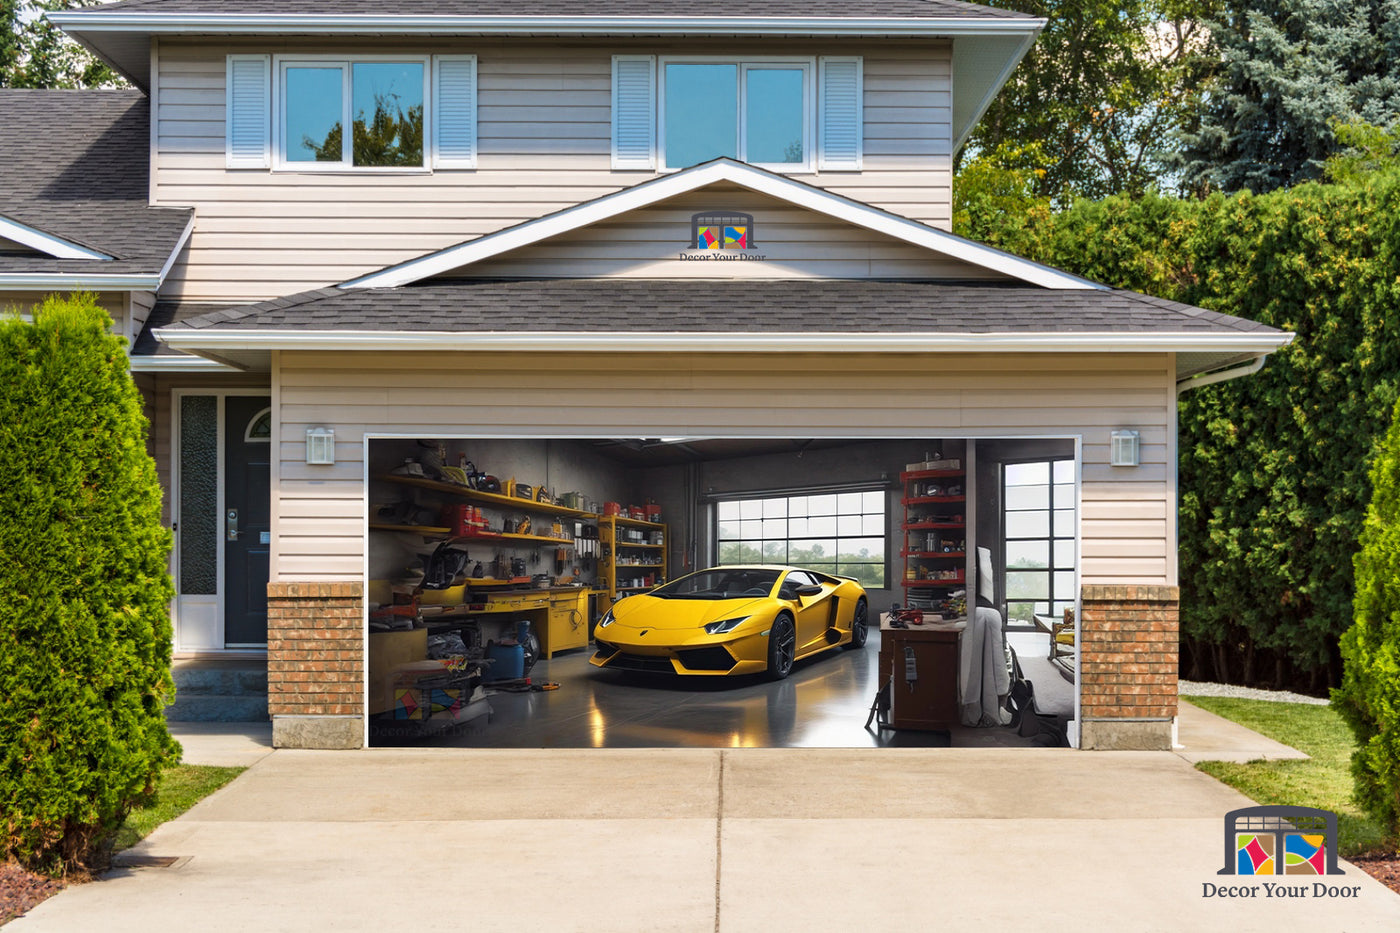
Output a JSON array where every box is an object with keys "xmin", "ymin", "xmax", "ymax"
[{"xmin": 365, "ymin": 436, "xmax": 1079, "ymax": 748}]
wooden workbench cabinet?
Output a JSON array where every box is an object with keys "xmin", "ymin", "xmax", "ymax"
[{"xmin": 877, "ymin": 619, "xmax": 962, "ymax": 731}]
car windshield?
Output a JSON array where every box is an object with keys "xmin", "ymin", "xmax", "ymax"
[{"xmin": 649, "ymin": 568, "xmax": 782, "ymax": 600}]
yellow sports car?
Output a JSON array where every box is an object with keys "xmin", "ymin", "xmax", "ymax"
[{"xmin": 590, "ymin": 565, "xmax": 869, "ymax": 679}]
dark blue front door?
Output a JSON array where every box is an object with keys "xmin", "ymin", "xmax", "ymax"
[{"xmin": 224, "ymin": 396, "xmax": 270, "ymax": 646}]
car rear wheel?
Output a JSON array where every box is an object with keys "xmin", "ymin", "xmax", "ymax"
[
  {"xmin": 843, "ymin": 597, "xmax": 869, "ymax": 651},
  {"xmin": 766, "ymin": 614, "xmax": 796, "ymax": 680}
]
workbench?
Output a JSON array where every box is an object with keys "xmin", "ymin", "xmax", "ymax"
[
  {"xmin": 422, "ymin": 585, "xmax": 594, "ymax": 658},
  {"xmin": 876, "ymin": 613, "xmax": 964, "ymax": 731}
]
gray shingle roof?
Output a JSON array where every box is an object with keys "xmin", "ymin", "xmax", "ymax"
[
  {"xmin": 134, "ymin": 300, "xmax": 231, "ymax": 355},
  {"xmin": 0, "ymin": 89, "xmax": 192, "ymax": 276},
  {"xmin": 154, "ymin": 279, "xmax": 1280, "ymax": 337},
  {"xmin": 87, "ymin": 0, "xmax": 1035, "ymax": 20}
]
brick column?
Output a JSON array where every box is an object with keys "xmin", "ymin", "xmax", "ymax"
[
  {"xmin": 267, "ymin": 581, "xmax": 364, "ymax": 749},
  {"xmin": 1078, "ymin": 584, "xmax": 1179, "ymax": 750}
]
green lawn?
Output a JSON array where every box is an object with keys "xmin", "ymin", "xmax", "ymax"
[
  {"xmin": 110, "ymin": 764, "xmax": 245, "ymax": 852},
  {"xmin": 1186, "ymin": 696, "xmax": 1390, "ymax": 857}
]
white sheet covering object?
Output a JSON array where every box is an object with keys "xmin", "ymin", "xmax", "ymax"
[{"xmin": 959, "ymin": 606, "xmax": 1011, "ymax": 727}]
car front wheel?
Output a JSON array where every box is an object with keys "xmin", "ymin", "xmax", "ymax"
[
  {"xmin": 766, "ymin": 613, "xmax": 796, "ymax": 680},
  {"xmin": 843, "ymin": 597, "xmax": 868, "ymax": 651}
]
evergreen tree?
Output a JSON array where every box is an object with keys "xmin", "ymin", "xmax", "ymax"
[
  {"xmin": 1172, "ymin": 0, "xmax": 1400, "ymax": 194},
  {"xmin": 0, "ymin": 295, "xmax": 178, "ymax": 873},
  {"xmin": 1335, "ymin": 393, "xmax": 1400, "ymax": 839}
]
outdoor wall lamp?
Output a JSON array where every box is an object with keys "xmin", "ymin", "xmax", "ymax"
[
  {"xmin": 305, "ymin": 427, "xmax": 336, "ymax": 465},
  {"xmin": 1110, "ymin": 429, "xmax": 1141, "ymax": 467}
]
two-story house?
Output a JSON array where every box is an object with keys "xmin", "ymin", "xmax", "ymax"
[{"xmin": 0, "ymin": 1, "xmax": 1291, "ymax": 750}]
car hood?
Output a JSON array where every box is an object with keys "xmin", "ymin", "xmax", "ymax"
[{"xmin": 610, "ymin": 595, "xmax": 769, "ymax": 632}]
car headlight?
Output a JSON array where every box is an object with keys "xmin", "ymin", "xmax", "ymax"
[
  {"xmin": 703, "ymin": 616, "xmax": 750, "ymax": 635},
  {"xmin": 597, "ymin": 609, "xmax": 616, "ymax": 628}
]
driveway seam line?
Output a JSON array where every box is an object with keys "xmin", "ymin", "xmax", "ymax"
[{"xmin": 714, "ymin": 749, "xmax": 725, "ymax": 933}]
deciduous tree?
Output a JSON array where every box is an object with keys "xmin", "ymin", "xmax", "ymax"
[
  {"xmin": 0, "ymin": 1, "xmax": 122, "ymax": 89},
  {"xmin": 967, "ymin": 1, "xmax": 1219, "ymax": 201}
]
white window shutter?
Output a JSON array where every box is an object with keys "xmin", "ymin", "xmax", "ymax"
[
  {"xmin": 226, "ymin": 54, "xmax": 270, "ymax": 169},
  {"xmin": 819, "ymin": 57, "xmax": 862, "ymax": 171},
  {"xmin": 612, "ymin": 55, "xmax": 656, "ymax": 170},
  {"xmin": 434, "ymin": 55, "xmax": 477, "ymax": 169}
]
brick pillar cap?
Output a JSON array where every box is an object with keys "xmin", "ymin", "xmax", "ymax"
[{"xmin": 1081, "ymin": 584, "xmax": 1179, "ymax": 602}]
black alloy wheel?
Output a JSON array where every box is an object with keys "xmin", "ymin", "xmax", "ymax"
[
  {"xmin": 843, "ymin": 597, "xmax": 869, "ymax": 650},
  {"xmin": 766, "ymin": 613, "xmax": 796, "ymax": 681}
]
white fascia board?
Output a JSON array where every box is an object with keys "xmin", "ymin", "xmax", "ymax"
[
  {"xmin": 0, "ymin": 273, "xmax": 161, "ymax": 289},
  {"xmin": 0, "ymin": 215, "xmax": 112, "ymax": 260},
  {"xmin": 154, "ymin": 328, "xmax": 1294, "ymax": 357},
  {"xmin": 156, "ymin": 215, "xmax": 196, "ymax": 288},
  {"xmin": 0, "ymin": 217, "xmax": 191, "ymax": 290},
  {"xmin": 50, "ymin": 13, "xmax": 1045, "ymax": 38},
  {"xmin": 343, "ymin": 159, "xmax": 1098, "ymax": 290},
  {"xmin": 128, "ymin": 354, "xmax": 240, "ymax": 373}
]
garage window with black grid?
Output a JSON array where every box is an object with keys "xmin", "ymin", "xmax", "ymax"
[{"xmin": 713, "ymin": 489, "xmax": 886, "ymax": 589}]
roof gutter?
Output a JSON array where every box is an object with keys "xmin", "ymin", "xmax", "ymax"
[
  {"xmin": 128, "ymin": 354, "xmax": 238, "ymax": 373},
  {"xmin": 154, "ymin": 328, "xmax": 1294, "ymax": 356},
  {"xmin": 1175, "ymin": 355, "xmax": 1268, "ymax": 395},
  {"xmin": 0, "ymin": 273, "xmax": 162, "ymax": 289},
  {"xmin": 48, "ymin": 13, "xmax": 1046, "ymax": 38}
]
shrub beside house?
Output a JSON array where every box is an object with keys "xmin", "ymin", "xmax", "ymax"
[{"xmin": 0, "ymin": 294, "xmax": 179, "ymax": 874}]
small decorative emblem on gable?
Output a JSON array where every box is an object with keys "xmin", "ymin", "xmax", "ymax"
[{"xmin": 681, "ymin": 211, "xmax": 766, "ymax": 262}]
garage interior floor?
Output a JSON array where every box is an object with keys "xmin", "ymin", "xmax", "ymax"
[{"xmin": 370, "ymin": 628, "xmax": 1076, "ymax": 748}]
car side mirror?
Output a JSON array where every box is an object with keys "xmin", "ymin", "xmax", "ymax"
[{"xmin": 794, "ymin": 584, "xmax": 823, "ymax": 597}]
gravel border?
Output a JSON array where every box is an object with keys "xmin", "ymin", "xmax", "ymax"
[{"xmin": 1179, "ymin": 679, "xmax": 1330, "ymax": 706}]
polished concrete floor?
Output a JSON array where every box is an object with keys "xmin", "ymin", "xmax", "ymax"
[{"xmin": 370, "ymin": 628, "xmax": 1073, "ymax": 749}]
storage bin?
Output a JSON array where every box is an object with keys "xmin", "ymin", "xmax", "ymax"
[{"xmin": 485, "ymin": 642, "xmax": 524, "ymax": 682}]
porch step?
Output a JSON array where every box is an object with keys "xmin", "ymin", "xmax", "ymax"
[{"xmin": 167, "ymin": 660, "xmax": 269, "ymax": 722}]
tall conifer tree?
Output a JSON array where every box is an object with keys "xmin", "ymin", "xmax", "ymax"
[{"xmin": 1172, "ymin": 0, "xmax": 1400, "ymax": 193}]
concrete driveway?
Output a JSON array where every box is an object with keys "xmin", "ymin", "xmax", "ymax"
[{"xmin": 12, "ymin": 742, "xmax": 1400, "ymax": 932}]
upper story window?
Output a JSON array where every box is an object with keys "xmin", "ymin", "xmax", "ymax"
[
  {"xmin": 661, "ymin": 59, "xmax": 812, "ymax": 170},
  {"xmin": 281, "ymin": 59, "xmax": 426, "ymax": 168},
  {"xmin": 227, "ymin": 54, "xmax": 476, "ymax": 172},
  {"xmin": 613, "ymin": 55, "xmax": 862, "ymax": 173}
]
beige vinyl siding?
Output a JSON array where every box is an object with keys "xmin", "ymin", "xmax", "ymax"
[
  {"xmin": 458, "ymin": 185, "xmax": 1001, "ymax": 280},
  {"xmin": 274, "ymin": 351, "xmax": 1175, "ymax": 585},
  {"xmin": 155, "ymin": 39, "xmax": 952, "ymax": 301}
]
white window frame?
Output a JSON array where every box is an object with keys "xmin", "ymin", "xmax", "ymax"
[
  {"xmin": 657, "ymin": 55, "xmax": 816, "ymax": 173},
  {"xmin": 272, "ymin": 53, "xmax": 433, "ymax": 173}
]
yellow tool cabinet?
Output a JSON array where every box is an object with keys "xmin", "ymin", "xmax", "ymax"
[{"xmin": 544, "ymin": 589, "xmax": 590, "ymax": 657}]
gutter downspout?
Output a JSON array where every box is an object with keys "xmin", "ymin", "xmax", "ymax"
[{"xmin": 1175, "ymin": 355, "xmax": 1266, "ymax": 396}]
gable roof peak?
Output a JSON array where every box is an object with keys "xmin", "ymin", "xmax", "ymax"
[{"xmin": 343, "ymin": 158, "xmax": 1100, "ymax": 292}]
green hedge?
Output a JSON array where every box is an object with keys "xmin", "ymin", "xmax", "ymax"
[
  {"xmin": 965, "ymin": 165, "xmax": 1400, "ymax": 688},
  {"xmin": 0, "ymin": 294, "xmax": 179, "ymax": 874},
  {"xmin": 1335, "ymin": 394, "xmax": 1400, "ymax": 839}
]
